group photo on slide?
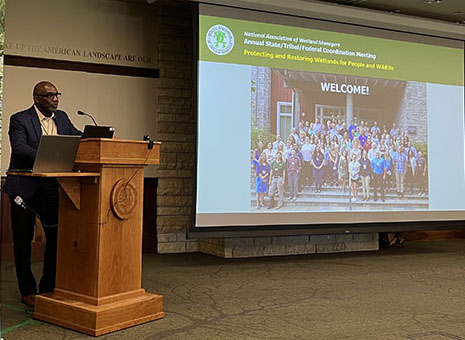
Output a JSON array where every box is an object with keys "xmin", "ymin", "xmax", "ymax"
[{"xmin": 250, "ymin": 67, "xmax": 429, "ymax": 212}]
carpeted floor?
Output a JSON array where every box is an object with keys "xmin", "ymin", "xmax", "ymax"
[{"xmin": 2, "ymin": 240, "xmax": 465, "ymax": 339}]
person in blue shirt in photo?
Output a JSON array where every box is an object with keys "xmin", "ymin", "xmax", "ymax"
[
  {"xmin": 370, "ymin": 121, "xmax": 381, "ymax": 135},
  {"xmin": 358, "ymin": 130, "xmax": 368, "ymax": 148},
  {"xmin": 372, "ymin": 150, "xmax": 386, "ymax": 202},
  {"xmin": 314, "ymin": 118, "xmax": 322, "ymax": 134},
  {"xmin": 252, "ymin": 141, "xmax": 265, "ymax": 173},
  {"xmin": 405, "ymin": 140, "xmax": 418, "ymax": 159},
  {"xmin": 272, "ymin": 135, "xmax": 285, "ymax": 151},
  {"xmin": 348, "ymin": 120, "xmax": 357, "ymax": 141},
  {"xmin": 392, "ymin": 145, "xmax": 408, "ymax": 197},
  {"xmin": 301, "ymin": 136, "xmax": 315, "ymax": 189},
  {"xmin": 383, "ymin": 152, "xmax": 393, "ymax": 193},
  {"xmin": 390, "ymin": 123, "xmax": 398, "ymax": 138},
  {"xmin": 348, "ymin": 153, "xmax": 361, "ymax": 201},
  {"xmin": 255, "ymin": 153, "xmax": 270, "ymax": 208}
]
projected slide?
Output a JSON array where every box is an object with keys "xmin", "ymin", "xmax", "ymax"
[
  {"xmin": 249, "ymin": 68, "xmax": 429, "ymax": 211},
  {"xmin": 196, "ymin": 4, "xmax": 465, "ymax": 227}
]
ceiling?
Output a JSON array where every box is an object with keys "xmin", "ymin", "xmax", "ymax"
[
  {"xmin": 121, "ymin": 0, "xmax": 465, "ymax": 28},
  {"xmin": 312, "ymin": 0, "xmax": 465, "ymax": 24}
]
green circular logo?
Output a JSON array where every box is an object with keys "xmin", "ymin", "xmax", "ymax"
[{"xmin": 206, "ymin": 24, "xmax": 234, "ymax": 56}]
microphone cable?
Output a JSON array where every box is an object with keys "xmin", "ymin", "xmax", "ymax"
[{"xmin": 13, "ymin": 196, "xmax": 58, "ymax": 229}]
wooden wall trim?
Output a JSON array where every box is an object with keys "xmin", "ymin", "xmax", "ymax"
[{"xmin": 4, "ymin": 55, "xmax": 160, "ymax": 79}]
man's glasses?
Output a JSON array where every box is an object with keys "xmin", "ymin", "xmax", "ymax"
[{"xmin": 36, "ymin": 92, "xmax": 62, "ymax": 99}]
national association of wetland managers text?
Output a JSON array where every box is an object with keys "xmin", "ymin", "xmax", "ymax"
[{"xmin": 244, "ymin": 31, "xmax": 342, "ymax": 48}]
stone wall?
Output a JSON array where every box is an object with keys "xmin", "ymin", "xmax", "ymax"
[
  {"xmin": 200, "ymin": 234, "xmax": 379, "ymax": 258},
  {"xmin": 397, "ymin": 82, "xmax": 428, "ymax": 145},
  {"xmin": 154, "ymin": 1, "xmax": 379, "ymax": 257},
  {"xmin": 251, "ymin": 66, "xmax": 271, "ymax": 132},
  {"xmin": 154, "ymin": 2, "xmax": 198, "ymax": 254}
]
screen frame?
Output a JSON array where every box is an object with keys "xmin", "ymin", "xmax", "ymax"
[{"xmin": 188, "ymin": 1, "xmax": 465, "ymax": 239}]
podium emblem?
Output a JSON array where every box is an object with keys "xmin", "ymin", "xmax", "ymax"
[{"xmin": 110, "ymin": 179, "xmax": 138, "ymax": 220}]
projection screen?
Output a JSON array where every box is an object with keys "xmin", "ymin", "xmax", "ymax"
[{"xmin": 194, "ymin": 3, "xmax": 465, "ymax": 232}]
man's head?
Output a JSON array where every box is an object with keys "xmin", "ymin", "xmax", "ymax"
[{"xmin": 33, "ymin": 81, "xmax": 60, "ymax": 117}]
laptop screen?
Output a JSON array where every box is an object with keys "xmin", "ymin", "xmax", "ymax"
[
  {"xmin": 32, "ymin": 135, "xmax": 81, "ymax": 173},
  {"xmin": 81, "ymin": 125, "xmax": 115, "ymax": 139}
]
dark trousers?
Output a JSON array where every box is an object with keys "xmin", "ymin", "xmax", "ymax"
[
  {"xmin": 373, "ymin": 173, "xmax": 385, "ymax": 200},
  {"xmin": 405, "ymin": 167, "xmax": 414, "ymax": 193},
  {"xmin": 329, "ymin": 164, "xmax": 338, "ymax": 185},
  {"xmin": 417, "ymin": 173, "xmax": 427, "ymax": 193},
  {"xmin": 9, "ymin": 180, "xmax": 59, "ymax": 297},
  {"xmin": 288, "ymin": 173, "xmax": 299, "ymax": 197},
  {"xmin": 314, "ymin": 168, "xmax": 324, "ymax": 191},
  {"xmin": 302, "ymin": 161, "xmax": 312, "ymax": 187}
]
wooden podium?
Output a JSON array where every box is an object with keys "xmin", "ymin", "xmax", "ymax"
[{"xmin": 33, "ymin": 138, "xmax": 164, "ymax": 336}]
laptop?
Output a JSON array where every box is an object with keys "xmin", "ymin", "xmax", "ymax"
[
  {"xmin": 81, "ymin": 125, "xmax": 115, "ymax": 139},
  {"xmin": 10, "ymin": 135, "xmax": 81, "ymax": 173}
]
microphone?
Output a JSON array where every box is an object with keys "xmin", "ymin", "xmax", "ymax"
[
  {"xmin": 14, "ymin": 196, "xmax": 55, "ymax": 227},
  {"xmin": 143, "ymin": 135, "xmax": 154, "ymax": 150},
  {"xmin": 14, "ymin": 196, "xmax": 27, "ymax": 209},
  {"xmin": 77, "ymin": 110, "xmax": 98, "ymax": 126}
]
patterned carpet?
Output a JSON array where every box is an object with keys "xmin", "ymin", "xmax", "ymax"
[{"xmin": 2, "ymin": 240, "xmax": 465, "ymax": 339}]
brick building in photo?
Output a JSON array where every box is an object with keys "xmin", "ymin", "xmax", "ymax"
[{"xmin": 252, "ymin": 67, "xmax": 428, "ymax": 147}]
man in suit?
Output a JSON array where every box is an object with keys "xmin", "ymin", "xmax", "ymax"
[{"xmin": 3, "ymin": 81, "xmax": 81, "ymax": 307}]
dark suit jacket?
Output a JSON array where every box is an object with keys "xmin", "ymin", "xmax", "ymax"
[{"xmin": 3, "ymin": 106, "xmax": 81, "ymax": 199}]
